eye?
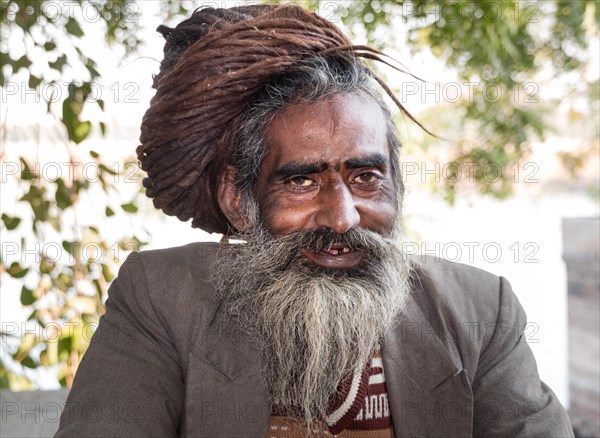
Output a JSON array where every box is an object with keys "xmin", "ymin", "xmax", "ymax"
[
  {"xmin": 289, "ymin": 176, "xmax": 315, "ymax": 187},
  {"xmin": 285, "ymin": 175, "xmax": 318, "ymax": 192},
  {"xmin": 353, "ymin": 172, "xmax": 382, "ymax": 184}
]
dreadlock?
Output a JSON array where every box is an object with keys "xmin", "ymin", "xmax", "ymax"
[{"xmin": 137, "ymin": 4, "xmax": 423, "ymax": 234}]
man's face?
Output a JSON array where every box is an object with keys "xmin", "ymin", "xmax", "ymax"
[
  {"xmin": 215, "ymin": 91, "xmax": 410, "ymax": 428},
  {"xmin": 254, "ymin": 93, "xmax": 398, "ymax": 269}
]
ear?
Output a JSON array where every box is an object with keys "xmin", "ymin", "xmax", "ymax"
[{"xmin": 217, "ymin": 165, "xmax": 247, "ymax": 231}]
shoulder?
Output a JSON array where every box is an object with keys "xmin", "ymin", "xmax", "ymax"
[
  {"xmin": 110, "ymin": 242, "xmax": 222, "ymax": 331},
  {"xmin": 120, "ymin": 240, "xmax": 220, "ymax": 299},
  {"xmin": 408, "ymin": 254, "xmax": 504, "ymax": 318},
  {"xmin": 407, "ymin": 254, "xmax": 526, "ymax": 326},
  {"xmin": 405, "ymin": 255, "xmax": 527, "ymax": 374},
  {"xmin": 125, "ymin": 241, "xmax": 220, "ymax": 281}
]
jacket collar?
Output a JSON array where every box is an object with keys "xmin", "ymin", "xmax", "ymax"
[
  {"xmin": 185, "ymin": 303, "xmax": 270, "ymax": 437},
  {"xmin": 381, "ymin": 270, "xmax": 473, "ymax": 437}
]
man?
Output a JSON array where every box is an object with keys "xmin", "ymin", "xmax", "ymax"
[{"xmin": 56, "ymin": 4, "xmax": 573, "ymax": 437}]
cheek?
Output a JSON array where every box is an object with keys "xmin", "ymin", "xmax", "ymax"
[
  {"xmin": 357, "ymin": 197, "xmax": 398, "ymax": 236},
  {"xmin": 355, "ymin": 181, "xmax": 399, "ymax": 235},
  {"xmin": 257, "ymin": 189, "xmax": 316, "ymax": 236},
  {"xmin": 262, "ymin": 209, "xmax": 312, "ymax": 236}
]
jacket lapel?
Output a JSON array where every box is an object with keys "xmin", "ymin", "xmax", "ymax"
[
  {"xmin": 184, "ymin": 303, "xmax": 271, "ymax": 438},
  {"xmin": 382, "ymin": 287, "xmax": 473, "ymax": 438}
]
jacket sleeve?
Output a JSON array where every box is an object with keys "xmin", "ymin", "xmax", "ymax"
[
  {"xmin": 55, "ymin": 252, "xmax": 184, "ymax": 437},
  {"xmin": 472, "ymin": 276, "xmax": 574, "ymax": 437}
]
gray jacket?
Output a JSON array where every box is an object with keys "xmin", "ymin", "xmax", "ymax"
[{"xmin": 56, "ymin": 242, "xmax": 573, "ymax": 437}]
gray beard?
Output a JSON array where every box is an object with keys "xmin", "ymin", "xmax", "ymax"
[{"xmin": 212, "ymin": 214, "xmax": 412, "ymax": 431}]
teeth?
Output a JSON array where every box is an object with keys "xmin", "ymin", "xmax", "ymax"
[{"xmin": 319, "ymin": 245, "xmax": 352, "ymax": 254}]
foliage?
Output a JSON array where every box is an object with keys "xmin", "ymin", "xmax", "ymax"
[{"xmin": 1, "ymin": 0, "xmax": 146, "ymax": 389}]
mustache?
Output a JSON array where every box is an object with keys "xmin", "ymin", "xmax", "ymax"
[
  {"xmin": 249, "ymin": 227, "xmax": 393, "ymax": 267},
  {"xmin": 239, "ymin": 227, "xmax": 395, "ymax": 276},
  {"xmin": 291, "ymin": 227, "xmax": 383, "ymax": 251}
]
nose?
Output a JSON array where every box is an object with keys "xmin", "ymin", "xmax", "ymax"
[{"xmin": 315, "ymin": 182, "xmax": 360, "ymax": 234}]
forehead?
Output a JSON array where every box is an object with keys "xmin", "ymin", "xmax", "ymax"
[{"xmin": 262, "ymin": 93, "xmax": 389, "ymax": 170}]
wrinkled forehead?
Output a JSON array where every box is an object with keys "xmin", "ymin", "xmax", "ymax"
[{"xmin": 263, "ymin": 93, "xmax": 390, "ymax": 167}]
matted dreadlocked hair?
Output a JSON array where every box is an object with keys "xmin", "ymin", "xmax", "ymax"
[{"xmin": 138, "ymin": 4, "xmax": 425, "ymax": 234}]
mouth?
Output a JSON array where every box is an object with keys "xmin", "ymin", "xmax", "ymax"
[{"xmin": 299, "ymin": 242, "xmax": 365, "ymax": 269}]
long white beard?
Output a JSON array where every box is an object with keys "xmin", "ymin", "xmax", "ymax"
[{"xmin": 212, "ymin": 222, "xmax": 412, "ymax": 432}]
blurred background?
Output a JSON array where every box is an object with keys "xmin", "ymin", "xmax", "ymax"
[{"xmin": 1, "ymin": 1, "xmax": 598, "ymax": 437}]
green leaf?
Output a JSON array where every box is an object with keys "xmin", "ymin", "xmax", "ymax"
[
  {"xmin": 14, "ymin": 55, "xmax": 32, "ymax": 72},
  {"xmin": 72, "ymin": 120, "xmax": 91, "ymax": 144},
  {"xmin": 74, "ymin": 179, "xmax": 90, "ymax": 192},
  {"xmin": 19, "ymin": 185, "xmax": 43, "ymax": 203},
  {"xmin": 20, "ymin": 286, "xmax": 35, "ymax": 306},
  {"xmin": 7, "ymin": 262, "xmax": 28, "ymax": 279},
  {"xmin": 99, "ymin": 163, "xmax": 118, "ymax": 175},
  {"xmin": 66, "ymin": 18, "xmax": 84, "ymax": 37},
  {"xmin": 58, "ymin": 335, "xmax": 72, "ymax": 362},
  {"xmin": 46, "ymin": 85, "xmax": 56, "ymax": 113},
  {"xmin": 48, "ymin": 215, "xmax": 61, "ymax": 232},
  {"xmin": 55, "ymin": 178, "xmax": 72, "ymax": 209},
  {"xmin": 20, "ymin": 158, "xmax": 38, "ymax": 181},
  {"xmin": 102, "ymin": 263, "xmax": 115, "ymax": 282},
  {"xmin": 119, "ymin": 236, "xmax": 147, "ymax": 251},
  {"xmin": 1, "ymin": 213, "xmax": 21, "ymax": 230},
  {"xmin": 40, "ymin": 258, "xmax": 54, "ymax": 275},
  {"xmin": 48, "ymin": 54, "xmax": 67, "ymax": 72},
  {"xmin": 89, "ymin": 150, "xmax": 100, "ymax": 158},
  {"xmin": 0, "ymin": 370, "xmax": 9, "ymax": 390},
  {"xmin": 93, "ymin": 279, "xmax": 103, "ymax": 297},
  {"xmin": 86, "ymin": 60, "xmax": 100, "ymax": 78},
  {"xmin": 21, "ymin": 355, "xmax": 37, "ymax": 369},
  {"xmin": 0, "ymin": 50, "xmax": 11, "ymax": 69},
  {"xmin": 28, "ymin": 75, "xmax": 42, "ymax": 89},
  {"xmin": 120, "ymin": 203, "xmax": 138, "ymax": 213},
  {"xmin": 54, "ymin": 272, "xmax": 71, "ymax": 291},
  {"xmin": 62, "ymin": 241, "xmax": 77, "ymax": 256},
  {"xmin": 62, "ymin": 88, "xmax": 91, "ymax": 144},
  {"xmin": 44, "ymin": 41, "xmax": 57, "ymax": 51},
  {"xmin": 105, "ymin": 206, "xmax": 115, "ymax": 217}
]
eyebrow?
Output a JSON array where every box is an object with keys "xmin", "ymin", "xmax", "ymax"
[
  {"xmin": 272, "ymin": 161, "xmax": 329, "ymax": 180},
  {"xmin": 271, "ymin": 153, "xmax": 389, "ymax": 180},
  {"xmin": 344, "ymin": 154, "xmax": 388, "ymax": 170}
]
